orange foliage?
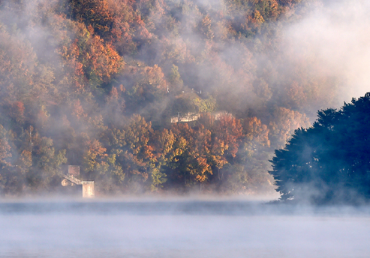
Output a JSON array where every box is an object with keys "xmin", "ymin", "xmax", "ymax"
[
  {"xmin": 214, "ymin": 114, "xmax": 243, "ymax": 158},
  {"xmin": 72, "ymin": 99, "xmax": 87, "ymax": 119}
]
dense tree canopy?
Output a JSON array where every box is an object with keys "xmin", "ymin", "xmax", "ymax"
[
  {"xmin": 0, "ymin": 0, "xmax": 349, "ymax": 196},
  {"xmin": 270, "ymin": 93, "xmax": 370, "ymax": 204}
]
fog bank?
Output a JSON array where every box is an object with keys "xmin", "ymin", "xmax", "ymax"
[{"xmin": 1, "ymin": 200, "xmax": 370, "ymax": 257}]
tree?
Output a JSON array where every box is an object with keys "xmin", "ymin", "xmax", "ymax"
[
  {"xmin": 26, "ymin": 132, "xmax": 67, "ymax": 191},
  {"xmin": 213, "ymin": 114, "xmax": 243, "ymax": 159},
  {"xmin": 0, "ymin": 0, "xmax": 347, "ymax": 196},
  {"xmin": 270, "ymin": 93, "xmax": 370, "ymax": 204}
]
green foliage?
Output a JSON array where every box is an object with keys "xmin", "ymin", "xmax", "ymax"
[
  {"xmin": 168, "ymin": 64, "xmax": 183, "ymax": 93},
  {"xmin": 193, "ymin": 96, "xmax": 216, "ymax": 113}
]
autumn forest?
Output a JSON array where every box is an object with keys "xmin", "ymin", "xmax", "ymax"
[{"xmin": 0, "ymin": 0, "xmax": 351, "ymax": 196}]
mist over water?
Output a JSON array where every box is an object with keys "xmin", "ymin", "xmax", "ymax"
[
  {"xmin": 1, "ymin": 199, "xmax": 370, "ymax": 258},
  {"xmin": 1, "ymin": 0, "xmax": 370, "ymax": 257}
]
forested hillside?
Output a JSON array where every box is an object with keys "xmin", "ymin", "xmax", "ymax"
[{"xmin": 0, "ymin": 0, "xmax": 354, "ymax": 195}]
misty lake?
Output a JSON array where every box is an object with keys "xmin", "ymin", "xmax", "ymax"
[{"xmin": 1, "ymin": 199, "xmax": 370, "ymax": 258}]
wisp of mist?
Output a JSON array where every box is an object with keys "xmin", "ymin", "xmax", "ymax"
[{"xmin": 1, "ymin": 199, "xmax": 370, "ymax": 258}]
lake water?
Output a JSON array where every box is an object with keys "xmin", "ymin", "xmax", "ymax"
[{"xmin": 1, "ymin": 200, "xmax": 370, "ymax": 258}]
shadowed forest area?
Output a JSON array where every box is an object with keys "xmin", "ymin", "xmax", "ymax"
[
  {"xmin": 0, "ymin": 0, "xmax": 366, "ymax": 197},
  {"xmin": 271, "ymin": 93, "xmax": 370, "ymax": 204}
]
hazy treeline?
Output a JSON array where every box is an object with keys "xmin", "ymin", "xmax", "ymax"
[{"xmin": 0, "ymin": 0, "xmax": 360, "ymax": 195}]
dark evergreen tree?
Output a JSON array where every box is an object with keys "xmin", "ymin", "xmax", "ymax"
[{"xmin": 270, "ymin": 93, "xmax": 370, "ymax": 203}]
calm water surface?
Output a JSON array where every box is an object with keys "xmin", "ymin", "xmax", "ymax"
[{"xmin": 1, "ymin": 200, "xmax": 370, "ymax": 258}]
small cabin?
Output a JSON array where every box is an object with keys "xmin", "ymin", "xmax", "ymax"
[
  {"xmin": 171, "ymin": 112, "xmax": 201, "ymax": 123},
  {"xmin": 170, "ymin": 111, "xmax": 232, "ymax": 124}
]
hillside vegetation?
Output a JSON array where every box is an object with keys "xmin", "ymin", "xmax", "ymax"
[{"xmin": 0, "ymin": 0, "xmax": 343, "ymax": 195}]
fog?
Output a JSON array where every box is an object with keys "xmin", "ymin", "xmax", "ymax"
[
  {"xmin": 1, "ymin": 1, "xmax": 370, "ymax": 256},
  {"xmin": 1, "ymin": 199, "xmax": 370, "ymax": 257},
  {"xmin": 0, "ymin": 0, "xmax": 368, "ymax": 195},
  {"xmin": 280, "ymin": 0, "xmax": 370, "ymax": 105}
]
